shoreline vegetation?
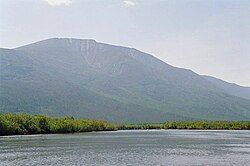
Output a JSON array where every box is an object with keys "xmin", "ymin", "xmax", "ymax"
[{"xmin": 0, "ymin": 114, "xmax": 249, "ymax": 136}]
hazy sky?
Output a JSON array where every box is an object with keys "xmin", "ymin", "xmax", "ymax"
[{"xmin": 0, "ymin": 0, "xmax": 249, "ymax": 86}]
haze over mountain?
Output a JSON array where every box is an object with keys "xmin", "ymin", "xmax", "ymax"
[
  {"xmin": 1, "ymin": 38, "xmax": 250, "ymax": 122},
  {"xmin": 203, "ymin": 76, "xmax": 250, "ymax": 100}
]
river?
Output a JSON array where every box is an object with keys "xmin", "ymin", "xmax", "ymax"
[{"xmin": 0, "ymin": 130, "xmax": 249, "ymax": 165}]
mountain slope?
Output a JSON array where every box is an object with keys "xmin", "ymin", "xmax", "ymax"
[
  {"xmin": 1, "ymin": 38, "xmax": 250, "ymax": 122},
  {"xmin": 203, "ymin": 75, "xmax": 250, "ymax": 100}
]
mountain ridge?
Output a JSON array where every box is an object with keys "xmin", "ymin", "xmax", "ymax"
[
  {"xmin": 202, "ymin": 75, "xmax": 250, "ymax": 99},
  {"xmin": 1, "ymin": 38, "xmax": 250, "ymax": 122},
  {"xmin": 15, "ymin": 38, "xmax": 250, "ymax": 88}
]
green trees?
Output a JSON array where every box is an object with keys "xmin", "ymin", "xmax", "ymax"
[
  {"xmin": 0, "ymin": 114, "xmax": 117, "ymax": 136},
  {"xmin": 0, "ymin": 114, "xmax": 40, "ymax": 135},
  {"xmin": 162, "ymin": 121, "xmax": 250, "ymax": 130},
  {"xmin": 0, "ymin": 113, "xmax": 249, "ymax": 136},
  {"xmin": 119, "ymin": 121, "xmax": 250, "ymax": 130}
]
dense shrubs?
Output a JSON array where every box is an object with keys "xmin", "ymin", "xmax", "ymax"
[
  {"xmin": 0, "ymin": 114, "xmax": 249, "ymax": 136},
  {"xmin": 162, "ymin": 121, "xmax": 250, "ymax": 130},
  {"xmin": 118, "ymin": 123, "xmax": 162, "ymax": 130},
  {"xmin": 119, "ymin": 121, "xmax": 250, "ymax": 130},
  {"xmin": 0, "ymin": 114, "xmax": 117, "ymax": 136}
]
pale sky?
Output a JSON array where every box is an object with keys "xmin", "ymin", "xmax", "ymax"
[{"xmin": 0, "ymin": 0, "xmax": 249, "ymax": 86}]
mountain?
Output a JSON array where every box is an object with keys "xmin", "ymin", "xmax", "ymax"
[
  {"xmin": 203, "ymin": 75, "xmax": 250, "ymax": 100},
  {"xmin": 1, "ymin": 38, "xmax": 250, "ymax": 122}
]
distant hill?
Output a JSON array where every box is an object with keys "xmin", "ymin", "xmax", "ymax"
[
  {"xmin": 1, "ymin": 38, "xmax": 250, "ymax": 122},
  {"xmin": 203, "ymin": 75, "xmax": 250, "ymax": 100}
]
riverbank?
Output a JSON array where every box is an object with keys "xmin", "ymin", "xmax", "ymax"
[
  {"xmin": 0, "ymin": 114, "xmax": 117, "ymax": 136},
  {"xmin": 120, "ymin": 121, "xmax": 250, "ymax": 130},
  {"xmin": 0, "ymin": 114, "xmax": 249, "ymax": 136}
]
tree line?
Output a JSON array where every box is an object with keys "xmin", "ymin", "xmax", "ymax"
[
  {"xmin": 0, "ymin": 113, "xmax": 117, "ymax": 135},
  {"xmin": 0, "ymin": 114, "xmax": 249, "ymax": 136},
  {"xmin": 119, "ymin": 121, "xmax": 250, "ymax": 130}
]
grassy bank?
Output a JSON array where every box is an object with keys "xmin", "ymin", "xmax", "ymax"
[
  {"xmin": 163, "ymin": 121, "xmax": 250, "ymax": 130},
  {"xmin": 0, "ymin": 114, "xmax": 249, "ymax": 136},
  {"xmin": 118, "ymin": 121, "xmax": 250, "ymax": 130},
  {"xmin": 0, "ymin": 114, "xmax": 117, "ymax": 136},
  {"xmin": 119, "ymin": 121, "xmax": 250, "ymax": 130}
]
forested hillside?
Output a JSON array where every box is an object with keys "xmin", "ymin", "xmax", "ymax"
[{"xmin": 1, "ymin": 38, "xmax": 250, "ymax": 122}]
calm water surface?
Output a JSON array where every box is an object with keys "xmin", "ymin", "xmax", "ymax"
[{"xmin": 0, "ymin": 130, "xmax": 249, "ymax": 166}]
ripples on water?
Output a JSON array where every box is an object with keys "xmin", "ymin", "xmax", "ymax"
[{"xmin": 0, "ymin": 130, "xmax": 249, "ymax": 166}]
